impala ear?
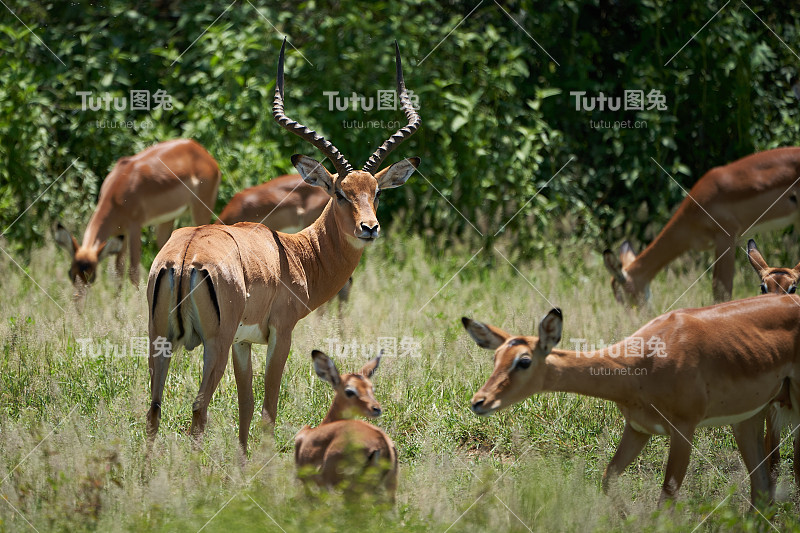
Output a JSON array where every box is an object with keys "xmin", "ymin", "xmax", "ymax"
[
  {"xmin": 97, "ymin": 236, "xmax": 124, "ymax": 262},
  {"xmin": 359, "ymin": 350, "xmax": 382, "ymax": 378},
  {"xmin": 603, "ymin": 249, "xmax": 626, "ymax": 283},
  {"xmin": 619, "ymin": 241, "xmax": 637, "ymax": 269},
  {"xmin": 54, "ymin": 223, "xmax": 78, "ymax": 256},
  {"xmin": 292, "ymin": 154, "xmax": 335, "ymax": 195},
  {"xmin": 312, "ymin": 350, "xmax": 341, "ymax": 387},
  {"xmin": 374, "ymin": 157, "xmax": 419, "ymax": 189},
  {"xmin": 747, "ymin": 239, "xmax": 769, "ymax": 276},
  {"xmin": 537, "ymin": 308, "xmax": 562, "ymax": 354},
  {"xmin": 461, "ymin": 317, "xmax": 510, "ymax": 350}
]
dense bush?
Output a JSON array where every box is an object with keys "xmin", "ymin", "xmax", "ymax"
[{"xmin": 0, "ymin": 1, "xmax": 798, "ymax": 260}]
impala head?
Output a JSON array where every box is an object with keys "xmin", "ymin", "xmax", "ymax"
[
  {"xmin": 462, "ymin": 309, "xmax": 563, "ymax": 416},
  {"xmin": 603, "ymin": 241, "xmax": 649, "ymax": 306},
  {"xmin": 274, "ymin": 39, "xmax": 420, "ymax": 249},
  {"xmin": 54, "ymin": 223, "xmax": 123, "ymax": 286},
  {"xmin": 312, "ymin": 349, "xmax": 383, "ymax": 418},
  {"xmin": 747, "ymin": 239, "xmax": 800, "ymax": 295}
]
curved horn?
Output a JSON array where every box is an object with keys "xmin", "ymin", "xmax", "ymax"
[
  {"xmin": 273, "ymin": 39, "xmax": 353, "ymax": 178},
  {"xmin": 362, "ymin": 41, "xmax": 421, "ymax": 174}
]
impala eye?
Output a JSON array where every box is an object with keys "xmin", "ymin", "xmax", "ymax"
[
  {"xmin": 761, "ymin": 283, "xmax": 768, "ymax": 294},
  {"xmin": 344, "ymin": 388, "xmax": 357, "ymax": 398},
  {"xmin": 375, "ymin": 189, "xmax": 382, "ymax": 200},
  {"xmin": 516, "ymin": 357, "xmax": 532, "ymax": 370},
  {"xmin": 789, "ymin": 286, "xmax": 797, "ymax": 294},
  {"xmin": 336, "ymin": 190, "xmax": 347, "ymax": 202}
]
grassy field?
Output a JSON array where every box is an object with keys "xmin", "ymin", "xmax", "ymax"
[{"xmin": 1, "ymin": 231, "xmax": 800, "ymax": 532}]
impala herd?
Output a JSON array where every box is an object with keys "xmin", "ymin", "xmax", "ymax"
[{"xmin": 50, "ymin": 41, "xmax": 800, "ymax": 509}]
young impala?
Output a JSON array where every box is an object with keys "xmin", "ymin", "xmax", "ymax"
[
  {"xmin": 55, "ymin": 139, "xmax": 220, "ymax": 293},
  {"xmin": 295, "ymin": 350, "xmax": 397, "ymax": 498},
  {"xmin": 146, "ymin": 40, "xmax": 420, "ymax": 454},
  {"xmin": 604, "ymin": 147, "xmax": 800, "ymax": 305},
  {"xmin": 463, "ymin": 297, "xmax": 800, "ymax": 506},
  {"xmin": 747, "ymin": 238, "xmax": 800, "ymax": 491},
  {"xmin": 217, "ymin": 174, "xmax": 352, "ymax": 306}
]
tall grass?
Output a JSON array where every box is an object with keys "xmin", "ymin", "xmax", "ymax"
[{"xmin": 1, "ymin": 232, "xmax": 799, "ymax": 531}]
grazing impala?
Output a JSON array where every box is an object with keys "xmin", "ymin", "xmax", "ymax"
[
  {"xmin": 746, "ymin": 238, "xmax": 800, "ymax": 491},
  {"xmin": 55, "ymin": 139, "xmax": 220, "ymax": 290},
  {"xmin": 463, "ymin": 297, "xmax": 800, "ymax": 506},
  {"xmin": 604, "ymin": 147, "xmax": 800, "ymax": 305},
  {"xmin": 217, "ymin": 174, "xmax": 352, "ymax": 306},
  {"xmin": 295, "ymin": 350, "xmax": 397, "ymax": 498},
  {"xmin": 146, "ymin": 40, "xmax": 420, "ymax": 453}
]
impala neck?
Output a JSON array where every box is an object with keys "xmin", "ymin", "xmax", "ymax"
[
  {"xmin": 542, "ymin": 345, "xmax": 636, "ymax": 404},
  {"xmin": 321, "ymin": 394, "xmax": 353, "ymax": 425},
  {"xmin": 81, "ymin": 195, "xmax": 124, "ymax": 250},
  {"xmin": 625, "ymin": 202, "xmax": 693, "ymax": 290},
  {"xmin": 291, "ymin": 199, "xmax": 364, "ymax": 310}
]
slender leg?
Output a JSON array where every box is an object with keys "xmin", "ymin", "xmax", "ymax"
[
  {"xmin": 732, "ymin": 412, "xmax": 771, "ymax": 507},
  {"xmin": 793, "ymin": 432, "xmax": 800, "ymax": 489},
  {"xmin": 712, "ymin": 238, "xmax": 735, "ymax": 302},
  {"xmin": 146, "ymin": 336, "xmax": 173, "ymax": 444},
  {"xmin": 114, "ymin": 235, "xmax": 127, "ymax": 281},
  {"xmin": 261, "ymin": 330, "xmax": 293, "ymax": 428},
  {"xmin": 156, "ymin": 221, "xmax": 173, "ymax": 249},
  {"xmin": 602, "ymin": 422, "xmax": 651, "ymax": 493},
  {"xmin": 764, "ymin": 405, "xmax": 781, "ymax": 497},
  {"xmin": 232, "ymin": 342, "xmax": 255, "ymax": 456},
  {"xmin": 191, "ymin": 335, "xmax": 233, "ymax": 444},
  {"xmin": 659, "ymin": 425, "xmax": 696, "ymax": 506},
  {"xmin": 128, "ymin": 226, "xmax": 142, "ymax": 287}
]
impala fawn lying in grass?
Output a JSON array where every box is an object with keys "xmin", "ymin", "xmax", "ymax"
[{"xmin": 295, "ymin": 350, "xmax": 397, "ymax": 500}]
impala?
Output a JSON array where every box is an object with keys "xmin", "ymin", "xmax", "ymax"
[
  {"xmin": 295, "ymin": 350, "xmax": 397, "ymax": 498},
  {"xmin": 55, "ymin": 139, "xmax": 220, "ymax": 291},
  {"xmin": 146, "ymin": 40, "xmax": 420, "ymax": 453},
  {"xmin": 746, "ymin": 238, "xmax": 800, "ymax": 490},
  {"xmin": 463, "ymin": 297, "xmax": 800, "ymax": 506},
  {"xmin": 604, "ymin": 147, "xmax": 800, "ymax": 305},
  {"xmin": 217, "ymin": 174, "xmax": 352, "ymax": 306}
]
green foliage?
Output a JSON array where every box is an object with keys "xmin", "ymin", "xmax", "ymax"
[{"xmin": 0, "ymin": 1, "xmax": 798, "ymax": 259}]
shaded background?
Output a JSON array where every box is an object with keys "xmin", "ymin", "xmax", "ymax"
[{"xmin": 1, "ymin": 0, "xmax": 799, "ymax": 261}]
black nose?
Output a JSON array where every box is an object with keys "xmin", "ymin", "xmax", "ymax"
[
  {"xmin": 471, "ymin": 399, "xmax": 485, "ymax": 412},
  {"xmin": 372, "ymin": 406, "xmax": 382, "ymax": 417},
  {"xmin": 360, "ymin": 223, "xmax": 379, "ymax": 237}
]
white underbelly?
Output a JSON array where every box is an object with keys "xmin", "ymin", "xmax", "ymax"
[
  {"xmin": 147, "ymin": 205, "xmax": 188, "ymax": 226},
  {"xmin": 744, "ymin": 212, "xmax": 799, "ymax": 237},
  {"xmin": 233, "ymin": 323, "xmax": 268, "ymax": 344},
  {"xmin": 698, "ymin": 403, "xmax": 768, "ymax": 428},
  {"xmin": 630, "ymin": 420, "xmax": 667, "ymax": 435}
]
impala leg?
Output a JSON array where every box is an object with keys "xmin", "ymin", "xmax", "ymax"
[
  {"xmin": 146, "ymin": 338, "xmax": 173, "ymax": 444},
  {"xmin": 113, "ymin": 235, "xmax": 127, "ymax": 281},
  {"xmin": 232, "ymin": 342, "xmax": 255, "ymax": 456},
  {"xmin": 261, "ymin": 331, "xmax": 292, "ymax": 428},
  {"xmin": 732, "ymin": 412, "xmax": 771, "ymax": 507},
  {"xmin": 190, "ymin": 184, "xmax": 217, "ymax": 225},
  {"xmin": 128, "ymin": 226, "xmax": 142, "ymax": 287},
  {"xmin": 191, "ymin": 336, "xmax": 232, "ymax": 445},
  {"xmin": 602, "ymin": 422, "xmax": 651, "ymax": 494},
  {"xmin": 711, "ymin": 239, "xmax": 735, "ymax": 302},
  {"xmin": 659, "ymin": 425, "xmax": 696, "ymax": 506},
  {"xmin": 764, "ymin": 405, "xmax": 781, "ymax": 497},
  {"xmin": 793, "ymin": 430, "xmax": 800, "ymax": 489},
  {"xmin": 156, "ymin": 221, "xmax": 173, "ymax": 249}
]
